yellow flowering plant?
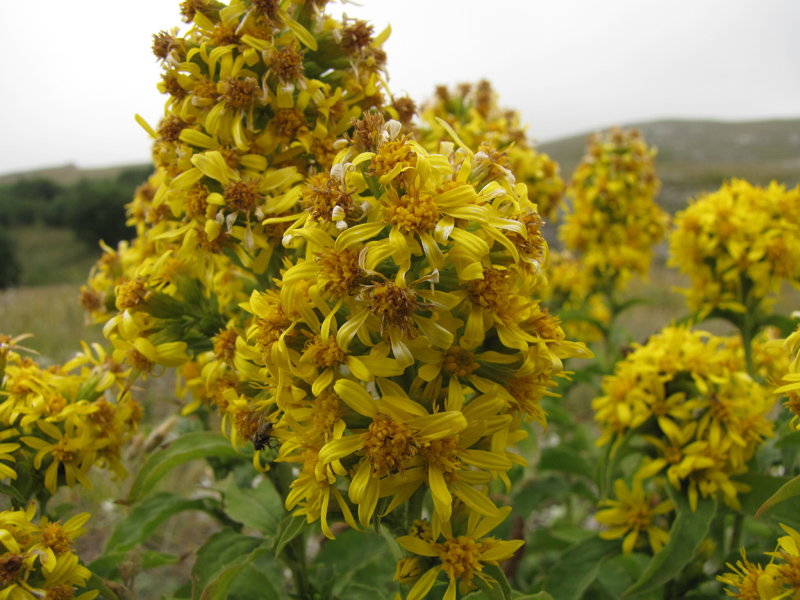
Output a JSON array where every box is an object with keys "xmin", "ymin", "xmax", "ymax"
[
  {"xmin": 5, "ymin": 1, "xmax": 800, "ymax": 599},
  {"xmin": 545, "ymin": 127, "xmax": 670, "ymax": 371}
]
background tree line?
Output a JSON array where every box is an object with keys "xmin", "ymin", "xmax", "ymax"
[{"xmin": 0, "ymin": 166, "xmax": 150, "ymax": 288}]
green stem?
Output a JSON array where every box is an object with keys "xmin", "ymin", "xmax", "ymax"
[
  {"xmin": 406, "ymin": 486, "xmax": 426, "ymax": 532},
  {"xmin": 267, "ymin": 463, "xmax": 312, "ymax": 599},
  {"xmin": 730, "ymin": 513, "xmax": 744, "ymax": 555}
]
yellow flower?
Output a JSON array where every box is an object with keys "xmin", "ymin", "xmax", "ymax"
[
  {"xmin": 396, "ymin": 506, "xmax": 524, "ymax": 600},
  {"xmin": 0, "ymin": 443, "xmax": 20, "ymax": 481},
  {"xmin": 596, "ymin": 478, "xmax": 673, "ymax": 554},
  {"xmin": 670, "ymin": 179, "xmax": 800, "ymax": 318}
]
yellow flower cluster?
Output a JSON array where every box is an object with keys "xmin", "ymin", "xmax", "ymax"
[
  {"xmin": 560, "ymin": 127, "xmax": 668, "ymax": 291},
  {"xmin": 775, "ymin": 317, "xmax": 800, "ymax": 428},
  {"xmin": 0, "ymin": 502, "xmax": 96, "ymax": 600},
  {"xmin": 593, "ymin": 324, "xmax": 775, "ymax": 511},
  {"xmin": 0, "ymin": 338, "xmax": 142, "ymax": 495},
  {"xmin": 417, "ymin": 80, "xmax": 565, "ymax": 220},
  {"xmin": 59, "ymin": 1, "xmax": 594, "ymax": 593},
  {"xmin": 540, "ymin": 250, "xmax": 610, "ymax": 342},
  {"xmin": 669, "ymin": 179, "xmax": 800, "ymax": 318},
  {"xmin": 719, "ymin": 524, "xmax": 800, "ymax": 599},
  {"xmin": 238, "ymin": 120, "xmax": 591, "ymax": 547}
]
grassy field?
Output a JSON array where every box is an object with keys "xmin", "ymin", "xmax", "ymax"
[{"xmin": 8, "ymin": 225, "xmax": 103, "ymax": 287}]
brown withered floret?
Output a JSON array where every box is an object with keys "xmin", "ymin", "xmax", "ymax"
[
  {"xmin": 157, "ymin": 116, "xmax": 188, "ymax": 143},
  {"xmin": 348, "ymin": 112, "xmax": 385, "ymax": 153},
  {"xmin": 475, "ymin": 80, "xmax": 494, "ymax": 117},
  {"xmin": 195, "ymin": 225, "xmax": 229, "ymax": 254},
  {"xmin": 392, "ymin": 97, "xmax": 417, "ymax": 126},
  {"xmin": 80, "ymin": 287, "xmax": 104, "ymax": 313},
  {"xmin": 221, "ymin": 77, "xmax": 260, "ymax": 109},
  {"xmin": 302, "ymin": 173, "xmax": 353, "ymax": 222},
  {"xmin": 161, "ymin": 72, "xmax": 187, "ymax": 101},
  {"xmin": 252, "ymin": 0, "xmax": 280, "ymax": 22},
  {"xmin": 341, "ymin": 20, "xmax": 374, "ymax": 55},
  {"xmin": 224, "ymin": 180, "xmax": 261, "ymax": 213},
  {"xmin": 152, "ymin": 31, "xmax": 175, "ymax": 60},
  {"xmin": 271, "ymin": 45, "xmax": 304, "ymax": 82}
]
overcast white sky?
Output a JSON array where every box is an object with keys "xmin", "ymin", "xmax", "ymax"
[{"xmin": 1, "ymin": 1, "xmax": 798, "ymax": 176}]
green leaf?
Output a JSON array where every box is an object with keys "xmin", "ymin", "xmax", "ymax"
[
  {"xmin": 87, "ymin": 573, "xmax": 121, "ymax": 600},
  {"xmin": 543, "ymin": 538, "xmax": 621, "ymax": 600},
  {"xmin": 595, "ymin": 428, "xmax": 638, "ymax": 501},
  {"xmin": 106, "ymin": 492, "xmax": 217, "ymax": 553},
  {"xmin": 312, "ymin": 528, "xmax": 394, "ymax": 593},
  {"xmin": 774, "ymin": 431, "xmax": 800, "ymax": 449},
  {"xmin": 623, "ymin": 487, "xmax": 716, "ymax": 597},
  {"xmin": 484, "ymin": 564, "xmax": 513, "ymax": 599},
  {"xmin": 191, "ymin": 529, "xmax": 266, "ymax": 600},
  {"xmin": 126, "ymin": 432, "xmax": 247, "ymax": 503},
  {"xmin": 735, "ymin": 473, "xmax": 800, "ymax": 526},
  {"xmin": 539, "ymin": 447, "xmax": 594, "ymax": 479},
  {"xmin": 475, "ymin": 574, "xmax": 507, "ymax": 600},
  {"xmin": 511, "ymin": 594, "xmax": 555, "ymax": 600},
  {"xmin": 219, "ymin": 475, "xmax": 282, "ymax": 537},
  {"xmin": 229, "ymin": 559, "xmax": 286, "ymax": 600},
  {"xmin": 0, "ymin": 481, "xmax": 27, "ymax": 504},
  {"xmin": 756, "ymin": 473, "xmax": 800, "ymax": 518},
  {"xmin": 274, "ymin": 515, "xmax": 308, "ymax": 559}
]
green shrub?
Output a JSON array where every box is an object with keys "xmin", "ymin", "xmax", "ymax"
[{"xmin": 0, "ymin": 227, "xmax": 21, "ymax": 289}]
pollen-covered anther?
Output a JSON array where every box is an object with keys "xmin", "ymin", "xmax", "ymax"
[
  {"xmin": 115, "ymin": 277, "xmax": 153, "ymax": 311},
  {"xmin": 360, "ymin": 413, "xmax": 418, "ymax": 477},
  {"xmin": 371, "ymin": 138, "xmax": 417, "ymax": 180},
  {"xmin": 438, "ymin": 536, "xmax": 485, "ymax": 584},
  {"xmin": 275, "ymin": 108, "xmax": 305, "ymax": 137},
  {"xmin": 221, "ymin": 77, "xmax": 260, "ymax": 109},
  {"xmin": 383, "ymin": 189, "xmax": 439, "ymax": 234},
  {"xmin": 54, "ymin": 437, "xmax": 76, "ymax": 464},
  {"xmin": 41, "ymin": 522, "xmax": 72, "ymax": 553},
  {"xmin": 306, "ymin": 335, "xmax": 346, "ymax": 368},
  {"xmin": 468, "ymin": 269, "xmax": 512, "ymax": 313},
  {"xmin": 224, "ymin": 180, "xmax": 260, "ymax": 213},
  {"xmin": 369, "ymin": 282, "xmax": 418, "ymax": 337},
  {"xmin": 213, "ymin": 328, "xmax": 238, "ymax": 363},
  {"xmin": 506, "ymin": 210, "xmax": 547, "ymax": 258},
  {"xmin": 316, "ymin": 248, "xmax": 364, "ymax": 298},
  {"xmin": 443, "ymin": 347, "xmax": 479, "ymax": 378}
]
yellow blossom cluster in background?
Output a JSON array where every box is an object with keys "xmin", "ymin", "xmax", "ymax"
[
  {"xmin": 0, "ymin": 338, "xmax": 142, "ymax": 496},
  {"xmin": 0, "ymin": 502, "xmax": 96, "ymax": 600},
  {"xmin": 775, "ymin": 315, "xmax": 800, "ymax": 429},
  {"xmin": 669, "ymin": 179, "xmax": 800, "ymax": 318},
  {"xmin": 416, "ymin": 80, "xmax": 565, "ymax": 220},
  {"xmin": 593, "ymin": 325, "xmax": 778, "ymax": 513},
  {"xmin": 719, "ymin": 523, "xmax": 800, "ymax": 599},
  {"xmin": 560, "ymin": 127, "xmax": 669, "ymax": 292}
]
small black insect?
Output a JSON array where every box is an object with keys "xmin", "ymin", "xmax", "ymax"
[{"xmin": 252, "ymin": 419, "xmax": 277, "ymax": 451}]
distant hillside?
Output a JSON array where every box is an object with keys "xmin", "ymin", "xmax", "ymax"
[
  {"xmin": 539, "ymin": 118, "xmax": 800, "ymax": 213},
  {"xmin": 2, "ymin": 119, "xmax": 799, "ymax": 214},
  {"xmin": 0, "ymin": 163, "xmax": 151, "ymax": 187}
]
